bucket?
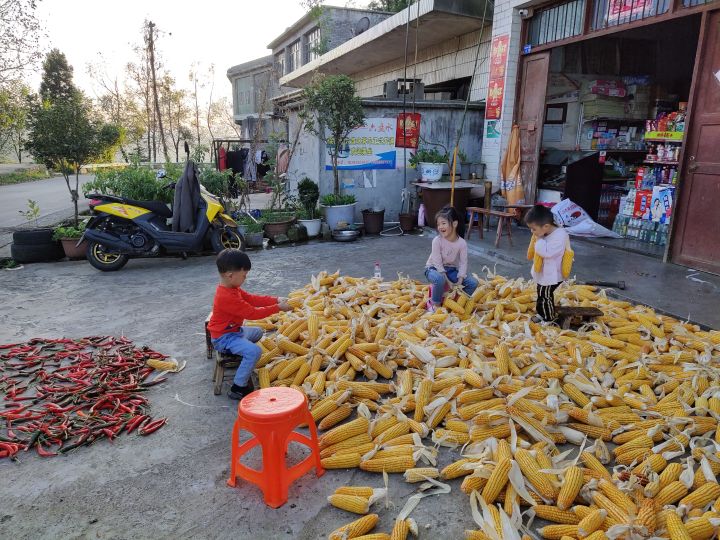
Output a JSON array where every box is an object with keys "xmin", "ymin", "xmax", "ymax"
[
  {"xmin": 362, "ymin": 208, "xmax": 385, "ymax": 235},
  {"xmin": 399, "ymin": 213, "xmax": 415, "ymax": 233}
]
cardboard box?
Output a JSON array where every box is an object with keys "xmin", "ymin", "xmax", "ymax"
[
  {"xmin": 650, "ymin": 185, "xmax": 675, "ymax": 224},
  {"xmin": 633, "ymin": 190, "xmax": 653, "ymax": 220}
]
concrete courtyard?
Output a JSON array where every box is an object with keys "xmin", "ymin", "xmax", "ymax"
[{"xmin": 1, "ymin": 233, "xmax": 719, "ymax": 539}]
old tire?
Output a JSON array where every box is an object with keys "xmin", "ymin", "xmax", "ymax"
[
  {"xmin": 86, "ymin": 241, "xmax": 129, "ymax": 272},
  {"xmin": 211, "ymin": 226, "xmax": 244, "ymax": 254},
  {"xmin": 10, "ymin": 242, "xmax": 65, "ymax": 263},
  {"xmin": 12, "ymin": 228, "xmax": 55, "ymax": 245}
]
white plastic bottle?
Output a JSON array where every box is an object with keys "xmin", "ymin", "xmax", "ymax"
[{"xmin": 374, "ymin": 261, "xmax": 382, "ymax": 280}]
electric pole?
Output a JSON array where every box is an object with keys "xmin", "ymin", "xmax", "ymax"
[{"xmin": 146, "ymin": 21, "xmax": 169, "ymax": 162}]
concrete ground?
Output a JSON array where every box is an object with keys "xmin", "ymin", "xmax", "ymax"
[{"xmin": 0, "ymin": 233, "xmax": 718, "ymax": 540}]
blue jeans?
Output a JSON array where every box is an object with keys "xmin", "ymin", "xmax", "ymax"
[
  {"xmin": 211, "ymin": 326, "xmax": 264, "ymax": 387},
  {"xmin": 425, "ymin": 267, "xmax": 478, "ymax": 305}
]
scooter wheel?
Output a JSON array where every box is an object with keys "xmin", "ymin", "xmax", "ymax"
[
  {"xmin": 86, "ymin": 241, "xmax": 129, "ymax": 271},
  {"xmin": 211, "ymin": 227, "xmax": 245, "ymax": 253}
]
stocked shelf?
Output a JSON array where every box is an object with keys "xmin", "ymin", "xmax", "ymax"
[
  {"xmin": 644, "ymin": 131, "xmax": 684, "ymax": 142},
  {"xmin": 585, "ymin": 116, "xmax": 647, "ymax": 123},
  {"xmin": 644, "ymin": 160, "xmax": 679, "ymax": 165}
]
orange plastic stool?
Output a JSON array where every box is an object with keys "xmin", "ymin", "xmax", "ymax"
[{"xmin": 227, "ymin": 387, "xmax": 325, "ymax": 508}]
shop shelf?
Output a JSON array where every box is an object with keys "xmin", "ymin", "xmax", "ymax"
[{"xmin": 644, "ymin": 160, "xmax": 679, "ymax": 165}]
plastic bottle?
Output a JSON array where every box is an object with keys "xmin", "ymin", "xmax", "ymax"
[{"xmin": 374, "ymin": 261, "xmax": 382, "ymax": 280}]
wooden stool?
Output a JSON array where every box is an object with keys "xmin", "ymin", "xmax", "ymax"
[
  {"xmin": 466, "ymin": 207, "xmax": 515, "ymax": 247},
  {"xmin": 228, "ymin": 387, "xmax": 324, "ymax": 508},
  {"xmin": 206, "ymin": 311, "xmax": 243, "ymax": 395},
  {"xmin": 556, "ymin": 306, "xmax": 604, "ymax": 329}
]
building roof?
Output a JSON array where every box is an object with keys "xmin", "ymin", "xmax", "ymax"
[
  {"xmin": 226, "ymin": 55, "xmax": 274, "ymax": 79},
  {"xmin": 279, "ymin": 0, "xmax": 493, "ymax": 88},
  {"xmin": 266, "ymin": 5, "xmax": 393, "ymax": 50}
]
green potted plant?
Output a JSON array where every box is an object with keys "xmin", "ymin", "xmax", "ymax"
[
  {"xmin": 296, "ymin": 178, "xmax": 321, "ymax": 237},
  {"xmin": 244, "ymin": 220, "xmax": 265, "ymax": 248},
  {"xmin": 262, "ymin": 174, "xmax": 296, "ymax": 238},
  {"xmin": 11, "ymin": 199, "xmax": 66, "ymax": 263},
  {"xmin": 456, "ymin": 149, "xmax": 472, "ymax": 180},
  {"xmin": 301, "ymin": 74, "xmax": 364, "ymax": 232},
  {"xmin": 409, "ymin": 148, "xmax": 449, "ymax": 182},
  {"xmin": 319, "ymin": 193, "xmax": 357, "ymax": 231},
  {"xmin": 53, "ymin": 221, "xmax": 87, "ymax": 259}
]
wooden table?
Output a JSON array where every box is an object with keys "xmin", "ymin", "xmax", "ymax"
[{"xmin": 466, "ymin": 206, "xmax": 516, "ymax": 247}]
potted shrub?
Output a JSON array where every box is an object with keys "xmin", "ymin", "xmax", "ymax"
[
  {"xmin": 320, "ymin": 193, "xmax": 357, "ymax": 231},
  {"xmin": 296, "ymin": 178, "xmax": 321, "ymax": 237},
  {"xmin": 244, "ymin": 221, "xmax": 265, "ymax": 248},
  {"xmin": 53, "ymin": 222, "xmax": 87, "ymax": 259},
  {"xmin": 11, "ymin": 199, "xmax": 65, "ymax": 263},
  {"xmin": 262, "ymin": 211, "xmax": 296, "ymax": 238},
  {"xmin": 409, "ymin": 148, "xmax": 449, "ymax": 182},
  {"xmin": 456, "ymin": 149, "xmax": 472, "ymax": 180}
]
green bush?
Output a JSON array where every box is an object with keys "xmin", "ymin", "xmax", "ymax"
[
  {"xmin": 320, "ymin": 193, "xmax": 356, "ymax": 206},
  {"xmin": 408, "ymin": 148, "xmax": 448, "ymax": 168},
  {"xmin": 53, "ymin": 222, "xmax": 85, "ymax": 241},
  {"xmin": 83, "ymin": 164, "xmax": 181, "ymax": 203},
  {"xmin": 199, "ymin": 168, "xmax": 234, "ymax": 199}
]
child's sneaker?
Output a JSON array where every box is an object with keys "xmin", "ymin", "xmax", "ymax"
[
  {"xmin": 531, "ymin": 315, "xmax": 543, "ymax": 323},
  {"xmin": 426, "ymin": 300, "xmax": 437, "ymax": 313},
  {"xmin": 227, "ymin": 380, "xmax": 255, "ymax": 400}
]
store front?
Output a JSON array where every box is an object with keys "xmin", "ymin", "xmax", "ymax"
[{"xmin": 513, "ymin": 2, "xmax": 720, "ymax": 273}]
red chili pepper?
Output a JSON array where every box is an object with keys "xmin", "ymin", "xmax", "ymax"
[
  {"xmin": 139, "ymin": 418, "xmax": 166, "ymax": 435},
  {"xmin": 125, "ymin": 415, "xmax": 147, "ymax": 433},
  {"xmin": 36, "ymin": 444, "xmax": 56, "ymax": 457}
]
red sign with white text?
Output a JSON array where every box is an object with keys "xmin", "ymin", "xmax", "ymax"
[
  {"xmin": 395, "ymin": 113, "xmax": 421, "ymax": 148},
  {"xmin": 486, "ymin": 35, "xmax": 509, "ymax": 120}
]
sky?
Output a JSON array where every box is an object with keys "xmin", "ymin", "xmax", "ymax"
[{"xmin": 32, "ymin": 0, "xmax": 311, "ymax": 101}]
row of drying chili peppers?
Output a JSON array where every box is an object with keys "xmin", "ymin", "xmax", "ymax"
[{"xmin": 0, "ymin": 336, "xmax": 169, "ymax": 460}]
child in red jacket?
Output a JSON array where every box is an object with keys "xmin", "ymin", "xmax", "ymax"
[{"xmin": 208, "ymin": 249, "xmax": 291, "ymax": 399}]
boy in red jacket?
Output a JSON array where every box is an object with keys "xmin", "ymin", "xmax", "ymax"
[{"xmin": 208, "ymin": 249, "xmax": 291, "ymax": 399}]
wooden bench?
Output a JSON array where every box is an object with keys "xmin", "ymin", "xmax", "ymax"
[
  {"xmin": 466, "ymin": 207, "xmax": 516, "ymax": 247},
  {"xmin": 205, "ymin": 313, "xmax": 242, "ymax": 395},
  {"xmin": 556, "ymin": 306, "xmax": 604, "ymax": 329}
]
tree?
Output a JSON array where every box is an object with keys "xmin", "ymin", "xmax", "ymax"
[
  {"xmin": 0, "ymin": 0, "xmax": 43, "ymax": 86},
  {"xmin": 301, "ymin": 74, "xmax": 364, "ymax": 195},
  {"xmin": 40, "ymin": 49, "xmax": 76, "ymax": 104},
  {"xmin": 367, "ymin": 0, "xmax": 410, "ymax": 11},
  {"xmin": 160, "ymin": 74, "xmax": 191, "ymax": 161},
  {"xmin": 25, "ymin": 93, "xmax": 120, "ymax": 225},
  {"xmin": 144, "ymin": 21, "xmax": 169, "ymax": 162},
  {"xmin": 0, "ymin": 82, "xmax": 31, "ymax": 162}
]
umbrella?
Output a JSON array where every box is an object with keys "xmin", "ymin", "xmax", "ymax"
[{"xmin": 500, "ymin": 124, "xmax": 525, "ymax": 205}]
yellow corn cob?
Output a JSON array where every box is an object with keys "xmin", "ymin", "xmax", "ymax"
[
  {"xmin": 329, "ymin": 514, "xmax": 379, "ymax": 540},
  {"xmin": 465, "ymin": 531, "xmax": 492, "ymax": 540},
  {"xmin": 308, "ymin": 313, "xmax": 319, "ymax": 342},
  {"xmin": 685, "ymin": 517, "xmax": 715, "ymax": 540},
  {"xmin": 335, "ymin": 486, "xmax": 375, "ymax": 498},
  {"xmin": 321, "ymin": 453, "xmax": 362, "ymax": 469},
  {"xmin": 557, "ymin": 466, "xmax": 583, "ymax": 510},
  {"xmin": 598, "ymin": 479, "xmax": 637, "ymax": 514},
  {"xmin": 278, "ymin": 339, "xmax": 309, "ymax": 356},
  {"xmin": 460, "ymin": 474, "xmax": 487, "ymax": 494},
  {"xmin": 413, "ymin": 379, "xmax": 432, "ymax": 422},
  {"xmin": 328, "ymin": 494, "xmax": 371, "ymax": 514},
  {"xmin": 352, "ymin": 534, "xmax": 391, "ymax": 540},
  {"xmin": 563, "ymin": 383, "xmax": 591, "ymax": 407},
  {"xmin": 534, "ymin": 505, "xmax": 580, "ymax": 525},
  {"xmin": 403, "ymin": 467, "xmax": 439, "ymax": 483},
  {"xmin": 258, "ymin": 367, "xmax": 270, "ymax": 389},
  {"xmin": 390, "ymin": 518, "xmax": 414, "ymax": 540},
  {"xmin": 631, "ymin": 454, "xmax": 667, "ymax": 475},
  {"xmin": 481, "ymin": 458, "xmax": 511, "ymax": 503},
  {"xmin": 441, "ymin": 458, "xmax": 475, "ymax": 480},
  {"xmin": 539, "ymin": 525, "xmax": 579, "ymax": 539},
  {"xmin": 373, "ymin": 422, "xmax": 410, "ymax": 446},
  {"xmin": 679, "ymin": 482, "xmax": 720, "ymax": 510},
  {"xmin": 577, "ymin": 508, "xmax": 606, "ymax": 537},
  {"xmin": 584, "ymin": 532, "xmax": 609, "ymax": 540},
  {"xmin": 320, "ymin": 418, "xmax": 371, "ymax": 449},
  {"xmin": 494, "ymin": 343, "xmax": 511, "ymax": 375},
  {"xmin": 515, "ymin": 448, "xmax": 558, "ymax": 500},
  {"xmin": 318, "ymin": 404, "xmax": 353, "ymax": 431},
  {"xmin": 656, "ymin": 481, "xmax": 689, "ymax": 507},
  {"xmin": 666, "ymin": 512, "xmax": 692, "ymax": 540},
  {"xmin": 658, "ymin": 462, "xmax": 684, "ymax": 489},
  {"xmin": 592, "ymin": 492, "xmax": 629, "ymax": 523},
  {"xmin": 636, "ymin": 497, "xmax": 657, "ymax": 535},
  {"xmin": 527, "ymin": 235, "xmax": 536, "ymax": 260},
  {"xmin": 359, "ymin": 455, "xmax": 415, "ymax": 473}
]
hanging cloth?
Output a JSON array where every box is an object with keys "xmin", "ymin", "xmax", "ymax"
[
  {"xmin": 218, "ymin": 146, "xmax": 227, "ymax": 171},
  {"xmin": 500, "ymin": 124, "xmax": 525, "ymax": 205}
]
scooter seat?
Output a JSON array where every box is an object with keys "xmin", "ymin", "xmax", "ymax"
[{"xmin": 124, "ymin": 199, "xmax": 172, "ymax": 218}]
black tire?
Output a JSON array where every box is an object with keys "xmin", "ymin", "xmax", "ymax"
[
  {"xmin": 211, "ymin": 226, "xmax": 245, "ymax": 254},
  {"xmin": 10, "ymin": 242, "xmax": 65, "ymax": 263},
  {"xmin": 86, "ymin": 241, "xmax": 129, "ymax": 271},
  {"xmin": 12, "ymin": 228, "xmax": 55, "ymax": 245}
]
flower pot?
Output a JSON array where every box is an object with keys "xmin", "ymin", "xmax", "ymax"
[
  {"xmin": 362, "ymin": 208, "xmax": 385, "ymax": 235},
  {"xmin": 60, "ymin": 238, "xmax": 87, "ymax": 259},
  {"xmin": 297, "ymin": 218, "xmax": 321, "ymax": 237},
  {"xmin": 460, "ymin": 162, "xmax": 471, "ymax": 181},
  {"xmin": 399, "ymin": 213, "xmax": 415, "ymax": 233},
  {"xmin": 245, "ymin": 232, "xmax": 264, "ymax": 247},
  {"xmin": 263, "ymin": 215, "xmax": 295, "ymax": 238},
  {"xmin": 419, "ymin": 162, "xmax": 443, "ymax": 182},
  {"xmin": 322, "ymin": 203, "xmax": 356, "ymax": 231},
  {"xmin": 237, "ymin": 224, "xmax": 248, "ymax": 236}
]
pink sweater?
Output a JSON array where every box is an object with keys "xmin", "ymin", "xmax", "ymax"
[
  {"xmin": 531, "ymin": 227, "xmax": 570, "ymax": 285},
  {"xmin": 426, "ymin": 235, "xmax": 468, "ymax": 278}
]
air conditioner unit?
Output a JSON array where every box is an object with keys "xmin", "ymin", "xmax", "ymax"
[{"xmin": 383, "ymin": 79, "xmax": 424, "ymax": 99}]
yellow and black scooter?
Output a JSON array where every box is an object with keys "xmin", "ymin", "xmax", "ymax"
[{"xmin": 81, "ymin": 177, "xmax": 243, "ymax": 271}]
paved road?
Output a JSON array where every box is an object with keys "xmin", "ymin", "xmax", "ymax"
[{"xmin": 0, "ymin": 174, "xmax": 94, "ymax": 230}]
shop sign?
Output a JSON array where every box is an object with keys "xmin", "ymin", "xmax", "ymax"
[
  {"xmin": 326, "ymin": 118, "xmax": 397, "ymax": 170},
  {"xmin": 486, "ymin": 35, "xmax": 509, "ymax": 120},
  {"xmin": 644, "ymin": 131, "xmax": 684, "ymax": 141},
  {"xmin": 395, "ymin": 113, "xmax": 421, "ymax": 149}
]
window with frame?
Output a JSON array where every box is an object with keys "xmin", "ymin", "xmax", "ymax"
[
  {"xmin": 288, "ymin": 41, "xmax": 302, "ymax": 73},
  {"xmin": 307, "ymin": 28, "xmax": 321, "ymax": 62},
  {"xmin": 527, "ymin": 0, "xmax": 585, "ymax": 47},
  {"xmin": 590, "ymin": 0, "xmax": 670, "ymax": 30},
  {"xmin": 275, "ymin": 53, "xmax": 285, "ymax": 76}
]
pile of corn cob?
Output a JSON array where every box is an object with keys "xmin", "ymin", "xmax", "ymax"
[{"xmin": 246, "ymin": 271, "xmax": 720, "ymax": 539}]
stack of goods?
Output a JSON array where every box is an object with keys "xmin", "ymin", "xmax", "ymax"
[
  {"xmin": 624, "ymin": 77, "xmax": 652, "ymax": 119},
  {"xmin": 581, "ymin": 80, "xmax": 627, "ymax": 118},
  {"xmin": 249, "ymin": 272, "xmax": 720, "ymax": 538}
]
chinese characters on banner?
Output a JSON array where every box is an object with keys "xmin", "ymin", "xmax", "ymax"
[
  {"xmin": 606, "ymin": 0, "xmax": 651, "ymax": 26},
  {"xmin": 326, "ymin": 118, "xmax": 398, "ymax": 170},
  {"xmin": 395, "ymin": 113, "xmax": 421, "ymax": 148},
  {"xmin": 485, "ymin": 35, "xmax": 509, "ymax": 120}
]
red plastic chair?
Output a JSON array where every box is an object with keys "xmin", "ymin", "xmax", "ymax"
[{"xmin": 227, "ymin": 387, "xmax": 324, "ymax": 508}]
